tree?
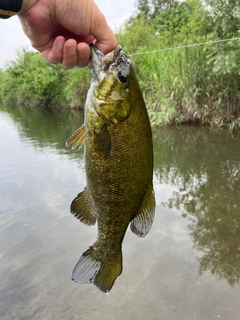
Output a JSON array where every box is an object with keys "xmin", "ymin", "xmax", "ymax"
[
  {"xmin": 136, "ymin": 0, "xmax": 179, "ymax": 19},
  {"xmin": 137, "ymin": 0, "xmax": 151, "ymax": 18},
  {"xmin": 204, "ymin": 0, "xmax": 240, "ymax": 37}
]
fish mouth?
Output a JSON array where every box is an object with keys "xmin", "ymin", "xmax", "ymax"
[
  {"xmin": 89, "ymin": 44, "xmax": 128, "ymax": 79},
  {"xmin": 89, "ymin": 44, "xmax": 105, "ymax": 79}
]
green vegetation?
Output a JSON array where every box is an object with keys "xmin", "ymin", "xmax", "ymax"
[
  {"xmin": 0, "ymin": 48, "xmax": 91, "ymax": 109},
  {"xmin": 118, "ymin": 0, "xmax": 240, "ymax": 130},
  {"xmin": 0, "ymin": 0, "xmax": 240, "ymax": 129}
]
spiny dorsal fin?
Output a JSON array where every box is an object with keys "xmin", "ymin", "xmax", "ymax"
[
  {"xmin": 130, "ymin": 183, "xmax": 155, "ymax": 237},
  {"xmin": 66, "ymin": 124, "xmax": 85, "ymax": 149},
  {"xmin": 70, "ymin": 189, "xmax": 96, "ymax": 226}
]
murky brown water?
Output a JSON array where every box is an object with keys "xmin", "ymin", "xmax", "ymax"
[{"xmin": 0, "ymin": 105, "xmax": 240, "ymax": 320}]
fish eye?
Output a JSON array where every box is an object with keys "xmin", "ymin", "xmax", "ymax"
[{"xmin": 118, "ymin": 72, "xmax": 127, "ymax": 83}]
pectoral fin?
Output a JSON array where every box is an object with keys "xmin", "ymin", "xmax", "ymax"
[
  {"xmin": 130, "ymin": 184, "xmax": 155, "ymax": 237},
  {"xmin": 71, "ymin": 189, "xmax": 96, "ymax": 226},
  {"xmin": 66, "ymin": 124, "xmax": 86, "ymax": 149}
]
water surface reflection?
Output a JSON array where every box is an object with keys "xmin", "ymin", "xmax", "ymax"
[
  {"xmin": 0, "ymin": 105, "xmax": 240, "ymax": 320},
  {"xmin": 153, "ymin": 127, "xmax": 240, "ymax": 286}
]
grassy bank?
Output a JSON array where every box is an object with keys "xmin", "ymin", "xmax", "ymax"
[{"xmin": 0, "ymin": 50, "xmax": 91, "ymax": 110}]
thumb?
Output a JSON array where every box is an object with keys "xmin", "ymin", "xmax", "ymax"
[{"xmin": 90, "ymin": 13, "xmax": 118, "ymax": 54}]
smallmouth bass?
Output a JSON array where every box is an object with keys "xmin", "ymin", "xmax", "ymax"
[{"xmin": 67, "ymin": 44, "xmax": 155, "ymax": 293}]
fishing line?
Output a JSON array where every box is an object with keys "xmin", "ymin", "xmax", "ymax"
[{"xmin": 130, "ymin": 37, "xmax": 240, "ymax": 57}]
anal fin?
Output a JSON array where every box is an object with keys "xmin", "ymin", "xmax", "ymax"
[
  {"xmin": 66, "ymin": 124, "xmax": 86, "ymax": 149},
  {"xmin": 71, "ymin": 188, "xmax": 96, "ymax": 226},
  {"xmin": 130, "ymin": 183, "xmax": 156, "ymax": 237}
]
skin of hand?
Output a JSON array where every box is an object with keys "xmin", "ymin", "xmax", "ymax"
[{"xmin": 18, "ymin": 0, "xmax": 117, "ymax": 68}]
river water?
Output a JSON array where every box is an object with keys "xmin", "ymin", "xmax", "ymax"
[{"xmin": 0, "ymin": 104, "xmax": 240, "ymax": 320}]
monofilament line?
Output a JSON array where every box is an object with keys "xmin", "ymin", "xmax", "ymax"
[{"xmin": 130, "ymin": 37, "xmax": 240, "ymax": 57}]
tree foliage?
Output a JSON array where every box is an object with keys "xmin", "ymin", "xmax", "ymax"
[
  {"xmin": 118, "ymin": 0, "xmax": 240, "ymax": 129},
  {"xmin": 0, "ymin": 48, "xmax": 91, "ymax": 109},
  {"xmin": 137, "ymin": 0, "xmax": 179, "ymax": 19}
]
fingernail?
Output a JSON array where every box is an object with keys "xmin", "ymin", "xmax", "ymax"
[{"xmin": 67, "ymin": 45, "xmax": 76, "ymax": 55}]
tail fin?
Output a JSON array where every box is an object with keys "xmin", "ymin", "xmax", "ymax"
[{"xmin": 72, "ymin": 245, "xmax": 122, "ymax": 293}]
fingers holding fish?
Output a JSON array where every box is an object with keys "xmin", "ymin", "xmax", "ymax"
[{"xmin": 42, "ymin": 38, "xmax": 92, "ymax": 68}]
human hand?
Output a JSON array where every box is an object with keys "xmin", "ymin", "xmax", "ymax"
[{"xmin": 18, "ymin": 0, "xmax": 117, "ymax": 68}]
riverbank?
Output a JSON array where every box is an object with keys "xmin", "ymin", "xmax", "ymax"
[
  {"xmin": 0, "ymin": 46, "xmax": 239, "ymax": 131},
  {"xmin": 1, "ymin": 0, "xmax": 240, "ymax": 131}
]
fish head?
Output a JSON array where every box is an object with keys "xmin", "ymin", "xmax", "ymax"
[{"xmin": 89, "ymin": 44, "xmax": 133, "ymax": 124}]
